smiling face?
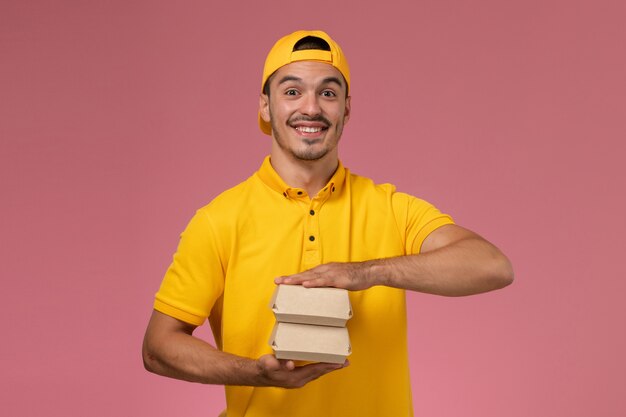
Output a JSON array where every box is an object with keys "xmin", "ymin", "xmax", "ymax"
[{"xmin": 259, "ymin": 61, "xmax": 351, "ymax": 163}]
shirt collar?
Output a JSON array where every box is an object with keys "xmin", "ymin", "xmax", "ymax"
[{"xmin": 256, "ymin": 156, "xmax": 347, "ymax": 200}]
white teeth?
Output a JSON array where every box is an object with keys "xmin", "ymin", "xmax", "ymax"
[{"xmin": 297, "ymin": 126, "xmax": 322, "ymax": 133}]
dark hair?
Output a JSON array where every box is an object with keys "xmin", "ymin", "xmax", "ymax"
[
  {"xmin": 263, "ymin": 36, "xmax": 334, "ymax": 96},
  {"xmin": 293, "ymin": 36, "xmax": 331, "ymax": 52}
]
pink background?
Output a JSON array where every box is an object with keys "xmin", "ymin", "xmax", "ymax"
[{"xmin": 2, "ymin": 1, "xmax": 625, "ymax": 416}]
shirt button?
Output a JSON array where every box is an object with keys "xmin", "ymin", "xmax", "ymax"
[
  {"xmin": 309, "ymin": 235, "xmax": 315, "ymax": 241},
  {"xmin": 297, "ymin": 191, "xmax": 303, "ymax": 195},
  {"xmin": 309, "ymin": 210, "xmax": 315, "ymax": 216},
  {"xmin": 283, "ymin": 192, "xmax": 287, "ymax": 197}
]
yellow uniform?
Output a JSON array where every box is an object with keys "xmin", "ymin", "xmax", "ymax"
[{"xmin": 155, "ymin": 156, "xmax": 454, "ymax": 416}]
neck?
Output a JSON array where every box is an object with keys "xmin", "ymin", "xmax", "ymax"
[{"xmin": 270, "ymin": 147, "xmax": 338, "ymax": 197}]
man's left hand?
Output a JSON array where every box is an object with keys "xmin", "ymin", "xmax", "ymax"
[{"xmin": 274, "ymin": 262, "xmax": 375, "ymax": 291}]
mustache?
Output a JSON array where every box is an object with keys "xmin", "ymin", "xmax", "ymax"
[{"xmin": 288, "ymin": 115, "xmax": 332, "ymax": 127}]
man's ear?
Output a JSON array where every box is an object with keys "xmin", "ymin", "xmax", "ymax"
[
  {"xmin": 259, "ymin": 94, "xmax": 270, "ymax": 122},
  {"xmin": 343, "ymin": 96, "xmax": 351, "ymax": 124}
]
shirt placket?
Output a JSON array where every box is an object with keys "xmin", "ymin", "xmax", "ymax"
[{"xmin": 301, "ymin": 184, "xmax": 334, "ymax": 270}]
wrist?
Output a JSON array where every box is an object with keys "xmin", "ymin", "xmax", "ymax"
[
  {"xmin": 216, "ymin": 354, "xmax": 263, "ymax": 387},
  {"xmin": 366, "ymin": 259, "xmax": 390, "ymax": 288}
]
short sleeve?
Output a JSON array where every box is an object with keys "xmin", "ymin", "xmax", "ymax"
[
  {"xmin": 392, "ymin": 192, "xmax": 454, "ymax": 255},
  {"xmin": 154, "ymin": 209, "xmax": 226, "ymax": 326}
]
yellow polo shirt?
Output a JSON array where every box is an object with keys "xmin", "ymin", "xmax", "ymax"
[{"xmin": 155, "ymin": 156, "xmax": 453, "ymax": 417}]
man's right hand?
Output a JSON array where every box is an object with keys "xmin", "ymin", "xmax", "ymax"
[{"xmin": 255, "ymin": 354, "xmax": 348, "ymax": 389}]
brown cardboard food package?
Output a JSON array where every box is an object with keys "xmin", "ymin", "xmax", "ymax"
[
  {"xmin": 269, "ymin": 322, "xmax": 351, "ymax": 364},
  {"xmin": 269, "ymin": 284, "xmax": 352, "ymax": 327}
]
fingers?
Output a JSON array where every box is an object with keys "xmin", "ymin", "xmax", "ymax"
[
  {"xmin": 275, "ymin": 262, "xmax": 372, "ymax": 291},
  {"xmin": 276, "ymin": 276, "xmax": 327, "ymax": 287},
  {"xmin": 276, "ymin": 274, "xmax": 345, "ymax": 289},
  {"xmin": 256, "ymin": 355, "xmax": 348, "ymax": 388},
  {"xmin": 301, "ymin": 277, "xmax": 328, "ymax": 287},
  {"xmin": 289, "ymin": 361, "xmax": 346, "ymax": 387},
  {"xmin": 274, "ymin": 272, "xmax": 313, "ymax": 286},
  {"xmin": 274, "ymin": 265, "xmax": 333, "ymax": 287}
]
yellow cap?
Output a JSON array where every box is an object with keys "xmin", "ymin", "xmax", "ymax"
[{"xmin": 259, "ymin": 30, "xmax": 350, "ymax": 135}]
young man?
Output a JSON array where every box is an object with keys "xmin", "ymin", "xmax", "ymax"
[{"xmin": 143, "ymin": 30, "xmax": 513, "ymax": 417}]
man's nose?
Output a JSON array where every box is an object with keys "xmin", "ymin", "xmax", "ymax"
[{"xmin": 299, "ymin": 93, "xmax": 322, "ymax": 116}]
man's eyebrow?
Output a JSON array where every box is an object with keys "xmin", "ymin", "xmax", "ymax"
[
  {"xmin": 276, "ymin": 75, "xmax": 345, "ymax": 88},
  {"xmin": 321, "ymin": 76, "xmax": 344, "ymax": 88},
  {"xmin": 277, "ymin": 75, "xmax": 303, "ymax": 86}
]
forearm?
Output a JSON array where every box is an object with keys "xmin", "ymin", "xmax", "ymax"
[
  {"xmin": 143, "ymin": 332, "xmax": 256, "ymax": 385},
  {"xmin": 143, "ymin": 310, "xmax": 347, "ymax": 388},
  {"xmin": 369, "ymin": 236, "xmax": 514, "ymax": 296},
  {"xmin": 142, "ymin": 311, "xmax": 260, "ymax": 386}
]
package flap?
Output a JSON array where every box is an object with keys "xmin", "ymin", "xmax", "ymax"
[{"xmin": 270, "ymin": 284, "xmax": 352, "ymax": 327}]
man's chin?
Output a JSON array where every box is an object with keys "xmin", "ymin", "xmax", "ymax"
[{"xmin": 291, "ymin": 148, "xmax": 329, "ymax": 161}]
